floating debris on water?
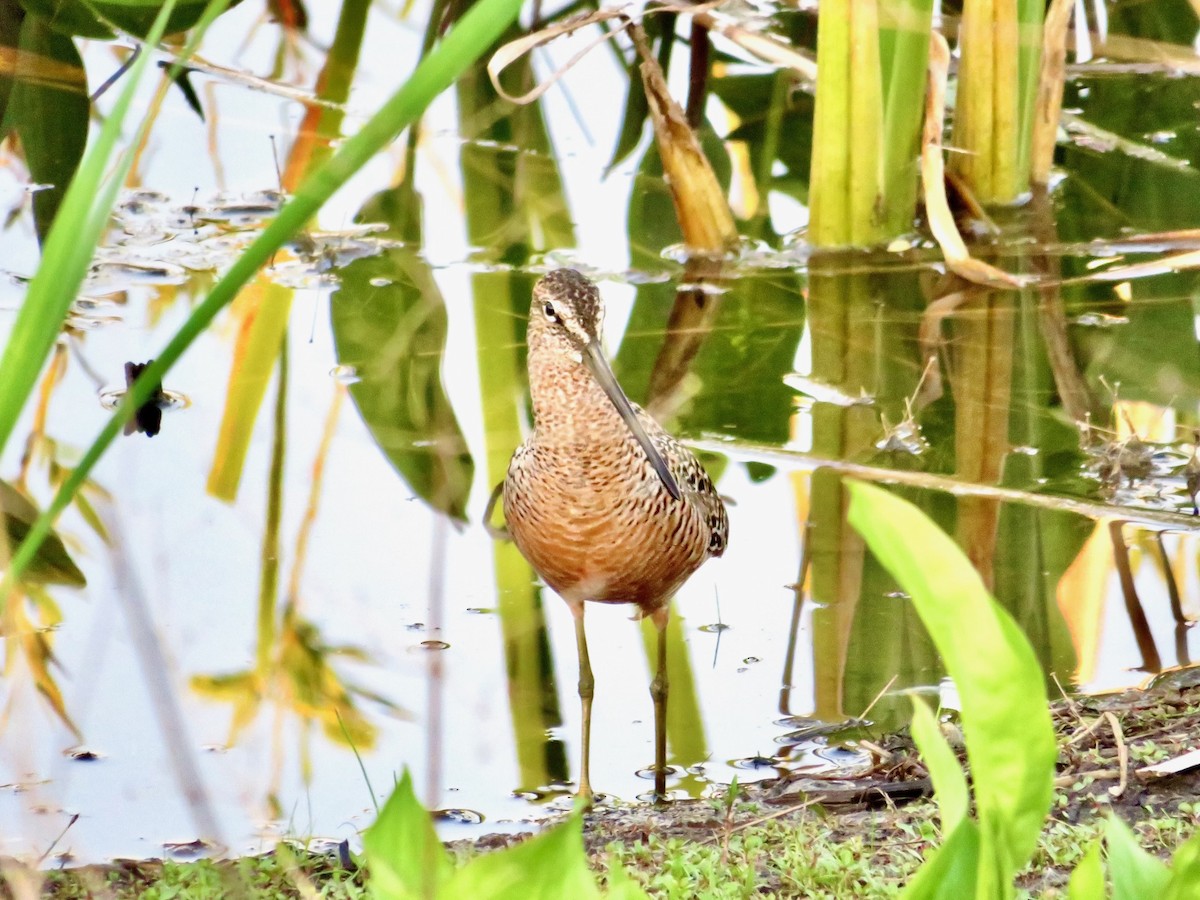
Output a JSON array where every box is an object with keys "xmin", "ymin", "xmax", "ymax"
[
  {"xmin": 732, "ymin": 755, "xmax": 777, "ymax": 770},
  {"xmin": 63, "ymin": 747, "xmax": 103, "ymax": 762},
  {"xmin": 432, "ymin": 808, "xmax": 484, "ymax": 825},
  {"xmin": 784, "ymin": 373, "xmax": 875, "ymax": 407},
  {"xmin": 329, "ymin": 364, "xmax": 360, "ymax": 384},
  {"xmin": 162, "ymin": 839, "xmax": 216, "ymax": 861},
  {"xmin": 1071, "ymin": 311, "xmax": 1130, "ymax": 327},
  {"xmin": 98, "ymin": 361, "xmax": 190, "ymax": 437}
]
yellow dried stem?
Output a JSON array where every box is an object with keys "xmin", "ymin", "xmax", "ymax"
[
  {"xmin": 923, "ymin": 33, "xmax": 1025, "ymax": 287},
  {"xmin": 1031, "ymin": 0, "xmax": 1073, "ymax": 185},
  {"xmin": 631, "ymin": 24, "xmax": 737, "ymax": 254}
]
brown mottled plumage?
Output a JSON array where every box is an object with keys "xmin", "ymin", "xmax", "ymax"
[{"xmin": 500, "ymin": 268, "xmax": 728, "ymax": 800}]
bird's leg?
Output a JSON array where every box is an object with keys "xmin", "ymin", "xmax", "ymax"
[
  {"xmin": 649, "ymin": 605, "xmax": 670, "ymax": 802},
  {"xmin": 572, "ymin": 600, "xmax": 595, "ymax": 802}
]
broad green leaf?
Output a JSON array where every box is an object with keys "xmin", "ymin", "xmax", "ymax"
[
  {"xmin": 908, "ymin": 697, "xmax": 967, "ymax": 835},
  {"xmin": 1, "ymin": 480, "xmax": 85, "ymax": 586},
  {"xmin": 444, "ymin": 809, "xmax": 601, "ymax": 900},
  {"xmin": 1107, "ymin": 816, "xmax": 1171, "ymax": 900},
  {"xmin": 82, "ymin": 0, "xmax": 228, "ymax": 36},
  {"xmin": 900, "ymin": 818, "xmax": 980, "ymax": 900},
  {"xmin": 331, "ymin": 243, "xmax": 473, "ymax": 522},
  {"xmin": 1068, "ymin": 840, "xmax": 1105, "ymax": 900},
  {"xmin": 364, "ymin": 770, "xmax": 451, "ymax": 900},
  {"xmin": 1, "ymin": 13, "xmax": 88, "ymax": 241},
  {"xmin": 847, "ymin": 482, "xmax": 1055, "ymax": 880},
  {"xmin": 1165, "ymin": 831, "xmax": 1200, "ymax": 900},
  {"xmin": 18, "ymin": 0, "xmax": 113, "ymax": 37}
]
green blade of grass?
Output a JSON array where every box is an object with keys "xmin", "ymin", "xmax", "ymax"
[{"xmin": 0, "ymin": 0, "xmax": 525, "ymax": 598}]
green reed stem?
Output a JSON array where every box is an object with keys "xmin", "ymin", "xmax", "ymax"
[
  {"xmin": 880, "ymin": 0, "xmax": 934, "ymax": 236},
  {"xmin": 810, "ymin": 0, "xmax": 933, "ymax": 246},
  {"xmin": 0, "ymin": 0, "xmax": 526, "ymax": 598},
  {"xmin": 952, "ymin": 0, "xmax": 1045, "ymax": 203}
]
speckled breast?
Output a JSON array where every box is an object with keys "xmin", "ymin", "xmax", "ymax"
[{"xmin": 503, "ymin": 441, "xmax": 712, "ymax": 610}]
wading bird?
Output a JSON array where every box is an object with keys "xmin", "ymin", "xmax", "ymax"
[{"xmin": 488, "ymin": 268, "xmax": 728, "ymax": 800}]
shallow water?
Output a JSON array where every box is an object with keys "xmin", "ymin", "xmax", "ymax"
[{"xmin": 1, "ymin": 0, "xmax": 1199, "ymax": 866}]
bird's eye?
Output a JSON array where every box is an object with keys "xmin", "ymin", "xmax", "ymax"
[{"xmin": 543, "ymin": 302, "xmax": 560, "ymax": 322}]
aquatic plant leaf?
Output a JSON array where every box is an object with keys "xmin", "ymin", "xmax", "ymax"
[
  {"xmin": 191, "ymin": 669, "xmax": 261, "ymax": 744},
  {"xmin": 899, "ymin": 818, "xmax": 979, "ymax": 900},
  {"xmin": 626, "ymin": 123, "xmax": 730, "ymax": 270},
  {"xmin": 331, "ymin": 248, "xmax": 473, "ymax": 522},
  {"xmin": 908, "ymin": 697, "xmax": 967, "ymax": 835},
  {"xmin": 18, "ymin": 0, "xmax": 114, "ymax": 38},
  {"xmin": 1, "ymin": 12, "xmax": 88, "ymax": 242},
  {"xmin": 1067, "ymin": 840, "xmax": 1104, "ymax": 900},
  {"xmin": 278, "ymin": 611, "xmax": 382, "ymax": 749},
  {"xmin": 1, "ymin": 481, "xmax": 85, "ymax": 587},
  {"xmin": 847, "ymin": 481, "xmax": 1055, "ymax": 889},
  {"xmin": 169, "ymin": 66, "xmax": 204, "ymax": 120},
  {"xmin": 25, "ymin": 584, "xmax": 62, "ymax": 628},
  {"xmin": 1106, "ymin": 816, "xmax": 1170, "ymax": 899},
  {"xmin": 81, "ymin": 0, "xmax": 228, "ymax": 37},
  {"xmin": 445, "ymin": 809, "xmax": 601, "ymax": 900},
  {"xmin": 364, "ymin": 769, "xmax": 452, "ymax": 900},
  {"xmin": 458, "ymin": 44, "xmax": 575, "ymax": 255},
  {"xmin": 606, "ymin": 52, "xmax": 648, "ymax": 175}
]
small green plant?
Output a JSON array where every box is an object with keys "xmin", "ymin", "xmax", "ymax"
[
  {"xmin": 362, "ymin": 770, "xmax": 649, "ymax": 899},
  {"xmin": 846, "ymin": 481, "xmax": 1200, "ymax": 898}
]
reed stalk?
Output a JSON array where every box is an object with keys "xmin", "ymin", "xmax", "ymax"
[
  {"xmin": 951, "ymin": 0, "xmax": 1046, "ymax": 203},
  {"xmin": 809, "ymin": 0, "xmax": 933, "ymax": 246}
]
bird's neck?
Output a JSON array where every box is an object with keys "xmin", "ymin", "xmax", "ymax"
[{"xmin": 528, "ymin": 351, "xmax": 629, "ymax": 444}]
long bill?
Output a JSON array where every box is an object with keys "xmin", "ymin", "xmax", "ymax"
[{"xmin": 583, "ymin": 339, "xmax": 682, "ymax": 501}]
